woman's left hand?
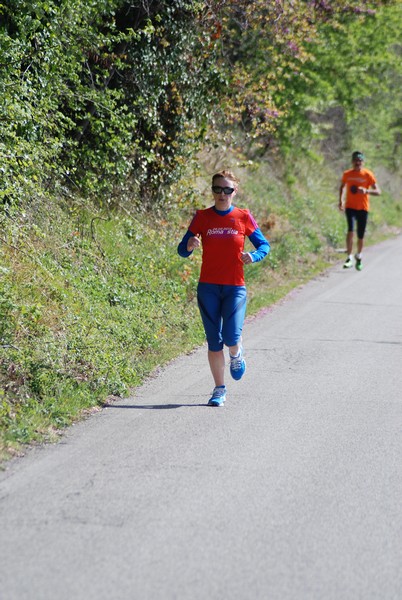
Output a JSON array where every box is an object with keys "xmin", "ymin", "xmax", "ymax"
[{"xmin": 241, "ymin": 252, "xmax": 253, "ymax": 264}]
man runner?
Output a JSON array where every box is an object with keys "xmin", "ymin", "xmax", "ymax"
[{"xmin": 339, "ymin": 151, "xmax": 381, "ymax": 270}]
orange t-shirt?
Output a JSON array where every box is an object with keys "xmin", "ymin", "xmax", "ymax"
[{"xmin": 342, "ymin": 168, "xmax": 376, "ymax": 211}]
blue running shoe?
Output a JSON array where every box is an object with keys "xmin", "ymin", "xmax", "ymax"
[
  {"xmin": 229, "ymin": 347, "xmax": 246, "ymax": 381},
  {"xmin": 208, "ymin": 386, "xmax": 226, "ymax": 407}
]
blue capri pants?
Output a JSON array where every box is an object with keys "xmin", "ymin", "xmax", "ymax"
[{"xmin": 197, "ymin": 283, "xmax": 247, "ymax": 352}]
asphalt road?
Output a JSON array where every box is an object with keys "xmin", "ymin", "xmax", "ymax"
[{"xmin": 1, "ymin": 235, "xmax": 402, "ymax": 600}]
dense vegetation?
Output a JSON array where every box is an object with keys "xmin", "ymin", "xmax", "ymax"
[{"xmin": 1, "ymin": 0, "xmax": 401, "ymax": 458}]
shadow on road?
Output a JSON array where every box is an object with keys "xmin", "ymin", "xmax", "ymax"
[{"xmin": 104, "ymin": 403, "xmax": 207, "ymax": 409}]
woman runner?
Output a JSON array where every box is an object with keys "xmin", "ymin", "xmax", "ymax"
[{"xmin": 177, "ymin": 170, "xmax": 270, "ymax": 406}]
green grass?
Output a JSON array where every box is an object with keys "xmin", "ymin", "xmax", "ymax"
[{"xmin": 1, "ymin": 151, "xmax": 401, "ymax": 461}]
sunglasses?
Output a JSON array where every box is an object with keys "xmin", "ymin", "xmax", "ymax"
[{"xmin": 212, "ymin": 186, "xmax": 235, "ymax": 195}]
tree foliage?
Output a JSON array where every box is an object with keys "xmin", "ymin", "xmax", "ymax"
[
  {"xmin": 0, "ymin": 1, "xmax": 223, "ymax": 205},
  {"xmin": 0, "ymin": 0, "xmax": 400, "ymax": 208},
  {"xmin": 214, "ymin": 0, "xmax": 401, "ymax": 158}
]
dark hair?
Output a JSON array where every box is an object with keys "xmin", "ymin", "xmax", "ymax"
[{"xmin": 352, "ymin": 151, "xmax": 364, "ymax": 161}]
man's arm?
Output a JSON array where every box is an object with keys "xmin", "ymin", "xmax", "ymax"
[
  {"xmin": 366, "ymin": 182, "xmax": 381, "ymax": 196},
  {"xmin": 356, "ymin": 182, "xmax": 381, "ymax": 195},
  {"xmin": 339, "ymin": 182, "xmax": 346, "ymax": 211}
]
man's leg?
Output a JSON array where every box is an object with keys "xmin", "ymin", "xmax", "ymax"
[
  {"xmin": 355, "ymin": 238, "xmax": 364, "ymax": 270},
  {"xmin": 354, "ymin": 211, "xmax": 368, "ymax": 270},
  {"xmin": 343, "ymin": 231, "xmax": 354, "ymax": 267},
  {"xmin": 346, "ymin": 231, "xmax": 354, "ymax": 255},
  {"xmin": 343, "ymin": 209, "xmax": 355, "ymax": 268},
  {"xmin": 356, "ymin": 211, "xmax": 368, "ymax": 257}
]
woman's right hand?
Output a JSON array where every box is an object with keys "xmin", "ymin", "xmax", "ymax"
[{"xmin": 187, "ymin": 234, "xmax": 201, "ymax": 252}]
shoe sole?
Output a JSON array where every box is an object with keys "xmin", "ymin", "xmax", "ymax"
[{"xmin": 208, "ymin": 399, "xmax": 225, "ymax": 407}]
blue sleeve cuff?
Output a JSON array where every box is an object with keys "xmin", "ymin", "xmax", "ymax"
[
  {"xmin": 177, "ymin": 230, "xmax": 195, "ymax": 257},
  {"xmin": 248, "ymin": 228, "xmax": 270, "ymax": 263}
]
